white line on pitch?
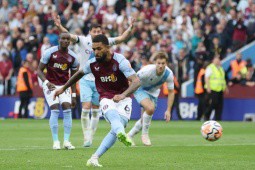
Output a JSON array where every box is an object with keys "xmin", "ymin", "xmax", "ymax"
[{"xmin": 0, "ymin": 143, "xmax": 255, "ymax": 151}]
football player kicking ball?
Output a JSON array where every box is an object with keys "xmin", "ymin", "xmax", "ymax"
[
  {"xmin": 54, "ymin": 34, "xmax": 140, "ymax": 167},
  {"xmin": 38, "ymin": 33, "xmax": 79, "ymax": 150},
  {"xmin": 128, "ymin": 51, "xmax": 175, "ymax": 146},
  {"xmin": 53, "ymin": 15, "xmax": 135, "ymax": 147}
]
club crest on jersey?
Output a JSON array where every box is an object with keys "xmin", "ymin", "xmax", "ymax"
[
  {"xmin": 53, "ymin": 63, "xmax": 68, "ymax": 70},
  {"xmin": 95, "ymin": 66, "xmax": 100, "ymax": 71},
  {"xmin": 112, "ymin": 64, "xmax": 117, "ymax": 71},
  {"xmin": 100, "ymin": 74, "xmax": 117, "ymax": 82}
]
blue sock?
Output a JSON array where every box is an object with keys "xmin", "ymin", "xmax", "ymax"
[
  {"xmin": 49, "ymin": 110, "xmax": 60, "ymax": 142},
  {"xmin": 94, "ymin": 113, "xmax": 129, "ymax": 158},
  {"xmin": 95, "ymin": 130, "xmax": 117, "ymax": 157},
  {"xmin": 105, "ymin": 109, "xmax": 125, "ymax": 135},
  {"xmin": 63, "ymin": 109, "xmax": 72, "ymax": 142}
]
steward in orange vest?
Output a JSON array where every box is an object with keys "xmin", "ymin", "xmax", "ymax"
[
  {"xmin": 195, "ymin": 61, "xmax": 209, "ymax": 121},
  {"xmin": 226, "ymin": 52, "xmax": 246, "ymax": 79},
  {"xmin": 17, "ymin": 60, "xmax": 33, "ymax": 118},
  {"xmin": 195, "ymin": 68, "xmax": 205, "ymax": 95}
]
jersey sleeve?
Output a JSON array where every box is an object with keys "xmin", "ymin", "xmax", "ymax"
[
  {"xmin": 119, "ymin": 57, "xmax": 136, "ymax": 78},
  {"xmin": 108, "ymin": 37, "xmax": 116, "ymax": 46},
  {"xmin": 40, "ymin": 47, "xmax": 54, "ymax": 64}
]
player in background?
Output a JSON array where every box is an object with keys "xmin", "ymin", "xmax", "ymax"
[
  {"xmin": 54, "ymin": 34, "xmax": 140, "ymax": 167},
  {"xmin": 53, "ymin": 14, "xmax": 135, "ymax": 147},
  {"xmin": 37, "ymin": 33, "xmax": 79, "ymax": 150},
  {"xmin": 128, "ymin": 51, "xmax": 175, "ymax": 146}
]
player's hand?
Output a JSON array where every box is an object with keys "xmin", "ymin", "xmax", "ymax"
[
  {"xmin": 113, "ymin": 94, "xmax": 126, "ymax": 103},
  {"xmin": 71, "ymin": 97, "xmax": 77, "ymax": 108},
  {"xmin": 206, "ymin": 88, "xmax": 211, "ymax": 94},
  {"xmin": 53, "ymin": 14, "xmax": 61, "ymax": 28},
  {"xmin": 53, "ymin": 87, "xmax": 64, "ymax": 101},
  {"xmin": 164, "ymin": 110, "xmax": 171, "ymax": 122},
  {"xmin": 47, "ymin": 82, "xmax": 56, "ymax": 91}
]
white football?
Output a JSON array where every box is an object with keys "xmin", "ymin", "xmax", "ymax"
[{"xmin": 201, "ymin": 120, "xmax": 223, "ymax": 141}]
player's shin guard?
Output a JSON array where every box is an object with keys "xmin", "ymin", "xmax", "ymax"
[
  {"xmin": 81, "ymin": 109, "xmax": 91, "ymax": 141},
  {"xmin": 49, "ymin": 110, "xmax": 60, "ymax": 142},
  {"xmin": 128, "ymin": 119, "xmax": 142, "ymax": 137},
  {"xmin": 142, "ymin": 112, "xmax": 152, "ymax": 135},
  {"xmin": 63, "ymin": 109, "xmax": 72, "ymax": 142},
  {"xmin": 90, "ymin": 109, "xmax": 100, "ymax": 138}
]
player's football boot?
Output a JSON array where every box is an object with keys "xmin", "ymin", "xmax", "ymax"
[
  {"xmin": 117, "ymin": 132, "xmax": 132, "ymax": 147},
  {"xmin": 53, "ymin": 141, "xmax": 61, "ymax": 150},
  {"xmin": 63, "ymin": 141, "xmax": 75, "ymax": 150},
  {"xmin": 83, "ymin": 140, "xmax": 92, "ymax": 147},
  {"xmin": 86, "ymin": 158, "xmax": 103, "ymax": 167},
  {"xmin": 127, "ymin": 133, "xmax": 136, "ymax": 146},
  {"xmin": 141, "ymin": 134, "xmax": 152, "ymax": 146}
]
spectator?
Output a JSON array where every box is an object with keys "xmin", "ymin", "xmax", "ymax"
[
  {"xmin": 0, "ymin": 53, "xmax": 13, "ymax": 95},
  {"xmin": 0, "ymin": 0, "xmax": 11, "ymax": 23},
  {"xmin": 11, "ymin": 39, "xmax": 28, "ymax": 76},
  {"xmin": 45, "ymin": 25, "xmax": 58, "ymax": 46},
  {"xmin": 66, "ymin": 12, "xmax": 84, "ymax": 33},
  {"xmin": 244, "ymin": 63, "xmax": 255, "ymax": 87}
]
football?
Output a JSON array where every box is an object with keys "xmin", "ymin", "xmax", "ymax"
[{"xmin": 201, "ymin": 120, "xmax": 223, "ymax": 141}]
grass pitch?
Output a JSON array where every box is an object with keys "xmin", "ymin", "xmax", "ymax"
[{"xmin": 0, "ymin": 119, "xmax": 255, "ymax": 170}]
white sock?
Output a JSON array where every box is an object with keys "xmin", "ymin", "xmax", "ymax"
[
  {"xmin": 81, "ymin": 109, "xmax": 91, "ymax": 141},
  {"xmin": 128, "ymin": 119, "xmax": 142, "ymax": 137},
  {"xmin": 142, "ymin": 112, "xmax": 152, "ymax": 135},
  {"xmin": 90, "ymin": 109, "xmax": 100, "ymax": 139}
]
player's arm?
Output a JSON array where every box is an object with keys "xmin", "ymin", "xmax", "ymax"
[
  {"xmin": 164, "ymin": 89, "xmax": 174, "ymax": 122},
  {"xmin": 53, "ymin": 14, "xmax": 78, "ymax": 43},
  {"xmin": 70, "ymin": 68, "xmax": 78, "ymax": 108},
  {"xmin": 114, "ymin": 18, "xmax": 135, "ymax": 44},
  {"xmin": 37, "ymin": 62, "xmax": 56, "ymax": 91},
  {"xmin": 54, "ymin": 70, "xmax": 85, "ymax": 100},
  {"xmin": 123, "ymin": 74, "xmax": 140, "ymax": 97}
]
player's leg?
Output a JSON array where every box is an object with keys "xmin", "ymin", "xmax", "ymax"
[
  {"xmin": 87, "ymin": 108, "xmax": 129, "ymax": 167},
  {"xmin": 128, "ymin": 88, "xmax": 155, "ymax": 146},
  {"xmin": 43, "ymin": 85, "xmax": 60, "ymax": 149},
  {"xmin": 79, "ymin": 79, "xmax": 93, "ymax": 147},
  {"xmin": 90, "ymin": 85, "xmax": 100, "ymax": 144},
  {"xmin": 140, "ymin": 98, "xmax": 155, "ymax": 146},
  {"xmin": 60, "ymin": 88, "xmax": 75, "ymax": 150}
]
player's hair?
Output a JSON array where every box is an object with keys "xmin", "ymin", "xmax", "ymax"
[
  {"xmin": 89, "ymin": 23, "xmax": 101, "ymax": 31},
  {"xmin": 92, "ymin": 34, "xmax": 109, "ymax": 45},
  {"xmin": 153, "ymin": 51, "xmax": 169, "ymax": 62}
]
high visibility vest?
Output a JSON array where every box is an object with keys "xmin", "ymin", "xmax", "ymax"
[
  {"xmin": 195, "ymin": 68, "xmax": 205, "ymax": 94},
  {"xmin": 206, "ymin": 64, "xmax": 226, "ymax": 92},
  {"xmin": 230, "ymin": 60, "xmax": 246, "ymax": 77},
  {"xmin": 162, "ymin": 76, "xmax": 179, "ymax": 95},
  {"xmin": 16, "ymin": 66, "xmax": 33, "ymax": 92}
]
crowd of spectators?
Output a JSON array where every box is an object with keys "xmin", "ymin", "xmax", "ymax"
[{"xmin": 0, "ymin": 0, "xmax": 255, "ymax": 97}]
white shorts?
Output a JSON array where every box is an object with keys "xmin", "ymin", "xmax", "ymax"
[
  {"xmin": 43, "ymin": 85, "xmax": 71, "ymax": 107},
  {"xmin": 100, "ymin": 97, "xmax": 132, "ymax": 120}
]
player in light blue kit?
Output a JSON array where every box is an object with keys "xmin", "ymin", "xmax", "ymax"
[
  {"xmin": 128, "ymin": 51, "xmax": 175, "ymax": 146},
  {"xmin": 54, "ymin": 15, "xmax": 135, "ymax": 147}
]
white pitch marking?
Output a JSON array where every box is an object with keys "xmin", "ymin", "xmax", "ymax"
[{"xmin": 0, "ymin": 143, "xmax": 255, "ymax": 151}]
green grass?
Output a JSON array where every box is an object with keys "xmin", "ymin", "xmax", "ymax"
[{"xmin": 0, "ymin": 119, "xmax": 255, "ymax": 170}]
